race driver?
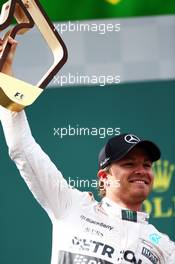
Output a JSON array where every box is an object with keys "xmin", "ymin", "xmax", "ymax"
[{"xmin": 0, "ymin": 37, "xmax": 175, "ymax": 264}]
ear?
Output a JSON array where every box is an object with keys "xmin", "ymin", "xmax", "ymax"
[{"xmin": 97, "ymin": 170, "xmax": 108, "ymax": 179}]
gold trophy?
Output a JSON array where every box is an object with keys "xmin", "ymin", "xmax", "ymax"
[{"xmin": 0, "ymin": 0, "xmax": 67, "ymax": 111}]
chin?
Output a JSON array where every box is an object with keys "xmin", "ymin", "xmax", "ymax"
[{"xmin": 130, "ymin": 190, "xmax": 149, "ymax": 202}]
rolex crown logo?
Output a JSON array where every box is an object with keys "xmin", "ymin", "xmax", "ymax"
[
  {"xmin": 105, "ymin": 0, "xmax": 121, "ymax": 5},
  {"xmin": 152, "ymin": 160, "xmax": 175, "ymax": 193}
]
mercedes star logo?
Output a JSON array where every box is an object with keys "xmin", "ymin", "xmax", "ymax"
[{"xmin": 124, "ymin": 134, "xmax": 141, "ymax": 144}]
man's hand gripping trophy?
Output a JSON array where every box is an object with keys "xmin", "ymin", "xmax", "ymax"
[{"xmin": 0, "ymin": 34, "xmax": 17, "ymax": 76}]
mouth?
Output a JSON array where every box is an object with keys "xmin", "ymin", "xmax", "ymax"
[{"xmin": 128, "ymin": 178, "xmax": 150, "ymax": 185}]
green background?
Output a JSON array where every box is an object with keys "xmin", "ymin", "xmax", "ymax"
[
  {"xmin": 0, "ymin": 80, "xmax": 175, "ymax": 263},
  {"xmin": 0, "ymin": 0, "xmax": 175, "ymax": 21}
]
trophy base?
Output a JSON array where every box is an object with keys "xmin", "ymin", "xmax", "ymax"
[{"xmin": 0, "ymin": 73, "xmax": 43, "ymax": 112}]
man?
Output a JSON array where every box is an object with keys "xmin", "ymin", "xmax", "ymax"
[
  {"xmin": 97, "ymin": 134, "xmax": 160, "ymax": 212},
  {"xmin": 0, "ymin": 37, "xmax": 175, "ymax": 264}
]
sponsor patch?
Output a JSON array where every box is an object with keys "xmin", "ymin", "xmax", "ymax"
[
  {"xmin": 149, "ymin": 234, "xmax": 161, "ymax": 245},
  {"xmin": 142, "ymin": 247, "xmax": 158, "ymax": 264}
]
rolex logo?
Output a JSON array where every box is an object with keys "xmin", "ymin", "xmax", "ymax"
[
  {"xmin": 152, "ymin": 160, "xmax": 175, "ymax": 193},
  {"xmin": 105, "ymin": 0, "xmax": 121, "ymax": 4}
]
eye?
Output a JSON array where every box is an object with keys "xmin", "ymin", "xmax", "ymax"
[
  {"xmin": 123, "ymin": 162, "xmax": 134, "ymax": 167},
  {"xmin": 144, "ymin": 162, "xmax": 152, "ymax": 168}
]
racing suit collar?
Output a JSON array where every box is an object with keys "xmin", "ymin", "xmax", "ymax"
[{"xmin": 102, "ymin": 197, "xmax": 149, "ymax": 224}]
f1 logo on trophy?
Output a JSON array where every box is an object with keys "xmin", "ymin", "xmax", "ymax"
[{"xmin": 0, "ymin": 0, "xmax": 67, "ymax": 111}]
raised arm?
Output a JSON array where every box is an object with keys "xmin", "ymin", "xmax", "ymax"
[{"xmin": 0, "ymin": 37, "xmax": 88, "ymax": 221}]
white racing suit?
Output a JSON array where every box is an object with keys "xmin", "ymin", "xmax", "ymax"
[{"xmin": 0, "ymin": 107, "xmax": 175, "ymax": 264}]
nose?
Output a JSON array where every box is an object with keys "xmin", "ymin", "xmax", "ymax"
[
  {"xmin": 133, "ymin": 165, "xmax": 147, "ymax": 175},
  {"xmin": 133, "ymin": 165, "xmax": 153, "ymax": 184}
]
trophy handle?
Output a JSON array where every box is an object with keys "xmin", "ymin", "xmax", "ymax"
[{"xmin": 0, "ymin": 0, "xmax": 67, "ymax": 111}]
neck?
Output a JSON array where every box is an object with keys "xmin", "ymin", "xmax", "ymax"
[{"xmin": 105, "ymin": 194, "xmax": 143, "ymax": 211}]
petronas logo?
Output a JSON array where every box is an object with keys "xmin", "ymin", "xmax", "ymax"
[
  {"xmin": 105, "ymin": 0, "xmax": 121, "ymax": 5},
  {"xmin": 152, "ymin": 160, "xmax": 175, "ymax": 193}
]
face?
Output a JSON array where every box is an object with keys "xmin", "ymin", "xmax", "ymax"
[{"xmin": 105, "ymin": 146, "xmax": 154, "ymax": 208}]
